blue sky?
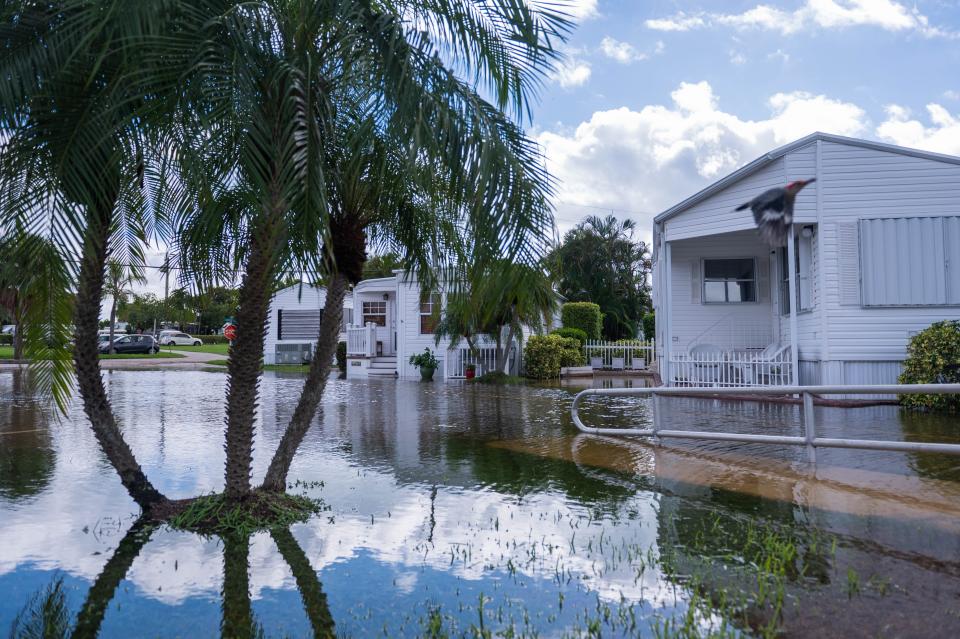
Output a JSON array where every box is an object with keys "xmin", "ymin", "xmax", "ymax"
[{"xmin": 531, "ymin": 0, "xmax": 960, "ymax": 241}]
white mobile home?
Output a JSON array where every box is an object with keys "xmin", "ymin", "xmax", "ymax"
[
  {"xmin": 652, "ymin": 132, "xmax": 960, "ymax": 387},
  {"xmin": 263, "ymin": 283, "xmax": 353, "ymax": 365},
  {"xmin": 345, "ymin": 271, "xmax": 539, "ymax": 380}
]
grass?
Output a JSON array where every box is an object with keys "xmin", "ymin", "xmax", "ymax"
[
  {"xmin": 0, "ymin": 346, "xmax": 185, "ymax": 360},
  {"xmin": 164, "ymin": 490, "xmax": 326, "ymax": 535},
  {"xmin": 472, "ymin": 371, "xmax": 525, "ymax": 385},
  {"xmin": 165, "ymin": 343, "xmax": 231, "ymax": 355}
]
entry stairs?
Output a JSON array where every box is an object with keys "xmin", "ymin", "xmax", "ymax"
[{"xmin": 367, "ymin": 356, "xmax": 397, "ymax": 378}]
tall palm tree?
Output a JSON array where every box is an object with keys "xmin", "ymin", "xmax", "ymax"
[{"xmin": 104, "ymin": 260, "xmax": 147, "ymax": 353}]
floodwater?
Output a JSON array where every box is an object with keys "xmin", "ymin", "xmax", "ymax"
[{"xmin": 1, "ymin": 369, "xmax": 959, "ymax": 638}]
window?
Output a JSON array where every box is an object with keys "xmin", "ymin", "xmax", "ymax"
[
  {"xmin": 860, "ymin": 216, "xmax": 960, "ymax": 306},
  {"xmin": 362, "ymin": 301, "xmax": 387, "ymax": 327},
  {"xmin": 419, "ymin": 293, "xmax": 441, "ymax": 334},
  {"xmin": 703, "ymin": 258, "xmax": 756, "ymax": 303},
  {"xmin": 778, "ymin": 230, "xmax": 813, "ymax": 315}
]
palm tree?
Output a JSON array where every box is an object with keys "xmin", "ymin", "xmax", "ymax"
[{"xmin": 104, "ymin": 260, "xmax": 147, "ymax": 354}]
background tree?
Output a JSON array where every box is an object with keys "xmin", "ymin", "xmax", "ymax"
[
  {"xmin": 104, "ymin": 260, "xmax": 146, "ymax": 352},
  {"xmin": 361, "ymin": 252, "xmax": 404, "ymax": 280},
  {"xmin": 548, "ymin": 215, "xmax": 652, "ymax": 340}
]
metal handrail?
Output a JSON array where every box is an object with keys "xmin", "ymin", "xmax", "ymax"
[{"xmin": 570, "ymin": 384, "xmax": 960, "ymax": 463}]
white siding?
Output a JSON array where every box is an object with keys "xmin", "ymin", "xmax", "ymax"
[
  {"xmin": 395, "ymin": 275, "xmax": 453, "ymax": 380},
  {"xmin": 264, "ymin": 284, "xmax": 327, "ymax": 364},
  {"xmin": 817, "ymin": 141, "xmax": 960, "ymax": 364},
  {"xmin": 666, "ymin": 159, "xmax": 787, "ymax": 241}
]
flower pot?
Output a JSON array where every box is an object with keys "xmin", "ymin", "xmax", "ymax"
[
  {"xmin": 465, "ymin": 367, "xmax": 476, "ymax": 380},
  {"xmin": 611, "ymin": 356, "xmax": 625, "ymax": 370},
  {"xmin": 420, "ymin": 366, "xmax": 436, "ymax": 381}
]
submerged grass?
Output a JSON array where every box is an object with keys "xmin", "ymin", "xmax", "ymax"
[
  {"xmin": 164, "ymin": 490, "xmax": 326, "ymax": 536},
  {"xmin": 473, "ymin": 372, "xmax": 525, "ymax": 385}
]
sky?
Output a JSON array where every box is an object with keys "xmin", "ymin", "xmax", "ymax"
[
  {"xmin": 532, "ymin": 0, "xmax": 960, "ymax": 243},
  {"xmin": 130, "ymin": 0, "xmax": 960, "ymax": 303}
]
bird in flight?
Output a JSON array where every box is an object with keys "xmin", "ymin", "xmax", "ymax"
[{"xmin": 735, "ymin": 179, "xmax": 815, "ymax": 247}]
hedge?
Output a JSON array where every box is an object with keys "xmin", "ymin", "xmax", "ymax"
[
  {"xmin": 191, "ymin": 334, "xmax": 231, "ymax": 344},
  {"xmin": 336, "ymin": 341, "xmax": 347, "ymax": 373},
  {"xmin": 524, "ymin": 334, "xmax": 584, "ymax": 379},
  {"xmin": 0, "ymin": 333, "xmax": 11, "ymax": 346},
  {"xmin": 898, "ymin": 320, "xmax": 960, "ymax": 412},
  {"xmin": 551, "ymin": 327, "xmax": 588, "ymax": 346},
  {"xmin": 561, "ymin": 302, "xmax": 602, "ymax": 340},
  {"xmin": 642, "ymin": 312, "xmax": 655, "ymax": 342}
]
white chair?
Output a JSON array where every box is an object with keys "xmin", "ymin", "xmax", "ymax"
[
  {"xmin": 738, "ymin": 343, "xmax": 790, "ymax": 385},
  {"xmin": 689, "ymin": 343, "xmax": 723, "ymax": 385}
]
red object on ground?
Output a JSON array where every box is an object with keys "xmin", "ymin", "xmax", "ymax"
[
  {"xmin": 223, "ymin": 324, "xmax": 237, "ymax": 341},
  {"xmin": 465, "ymin": 367, "xmax": 476, "ymax": 380}
]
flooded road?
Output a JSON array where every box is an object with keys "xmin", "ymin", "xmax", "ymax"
[{"xmin": 1, "ymin": 369, "xmax": 959, "ymax": 637}]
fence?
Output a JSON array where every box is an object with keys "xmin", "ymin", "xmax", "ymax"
[
  {"xmin": 584, "ymin": 340, "xmax": 655, "ymax": 371},
  {"xmin": 446, "ymin": 340, "xmax": 517, "ymax": 379},
  {"xmin": 570, "ymin": 384, "xmax": 960, "ymax": 465},
  {"xmin": 668, "ymin": 346, "xmax": 793, "ymax": 387}
]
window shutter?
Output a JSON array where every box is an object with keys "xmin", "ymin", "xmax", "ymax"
[
  {"xmin": 757, "ymin": 257, "xmax": 770, "ymax": 303},
  {"xmin": 836, "ymin": 222, "xmax": 861, "ymax": 306},
  {"xmin": 690, "ymin": 261, "xmax": 701, "ymax": 304}
]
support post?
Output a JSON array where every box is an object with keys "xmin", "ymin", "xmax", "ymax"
[
  {"xmin": 652, "ymin": 391, "xmax": 661, "ymax": 446},
  {"xmin": 787, "ymin": 225, "xmax": 800, "ymax": 386},
  {"xmin": 802, "ymin": 391, "xmax": 816, "ymax": 465},
  {"xmin": 663, "ymin": 239, "xmax": 673, "ymax": 386}
]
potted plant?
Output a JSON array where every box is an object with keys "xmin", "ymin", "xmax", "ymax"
[
  {"xmin": 409, "ymin": 348, "xmax": 439, "ymax": 381},
  {"xmin": 465, "ymin": 362, "xmax": 477, "ymax": 380}
]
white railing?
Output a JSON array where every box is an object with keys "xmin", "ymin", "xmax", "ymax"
[
  {"xmin": 584, "ymin": 340, "xmax": 655, "ymax": 371},
  {"xmin": 570, "ymin": 384, "xmax": 960, "ymax": 465},
  {"xmin": 446, "ymin": 338, "xmax": 516, "ymax": 379},
  {"xmin": 346, "ymin": 324, "xmax": 377, "ymax": 357},
  {"xmin": 669, "ymin": 347, "xmax": 793, "ymax": 387}
]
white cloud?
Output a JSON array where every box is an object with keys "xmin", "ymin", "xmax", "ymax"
[
  {"xmin": 730, "ymin": 50, "xmax": 747, "ymax": 65},
  {"xmin": 877, "ymin": 103, "xmax": 960, "ymax": 155},
  {"xmin": 549, "ymin": 51, "xmax": 592, "ymax": 88},
  {"xmin": 599, "ymin": 37, "xmax": 647, "ymax": 63},
  {"xmin": 532, "ymin": 0, "xmax": 598, "ymax": 21},
  {"xmin": 646, "ymin": 1, "xmax": 956, "ymax": 37},
  {"xmin": 768, "ymin": 48, "xmax": 791, "ymax": 63},
  {"xmin": 943, "ymin": 90, "xmax": 960, "ymax": 101},
  {"xmin": 536, "ymin": 82, "xmax": 867, "ymax": 236}
]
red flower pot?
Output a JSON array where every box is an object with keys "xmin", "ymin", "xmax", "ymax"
[{"xmin": 465, "ymin": 367, "xmax": 476, "ymax": 380}]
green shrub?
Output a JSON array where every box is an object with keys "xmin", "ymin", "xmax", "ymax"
[
  {"xmin": 192, "ymin": 334, "xmax": 231, "ymax": 344},
  {"xmin": 551, "ymin": 327, "xmax": 588, "ymax": 346},
  {"xmin": 0, "ymin": 333, "xmax": 12, "ymax": 346},
  {"xmin": 524, "ymin": 334, "xmax": 583, "ymax": 379},
  {"xmin": 336, "ymin": 341, "xmax": 347, "ymax": 373},
  {"xmin": 898, "ymin": 320, "xmax": 960, "ymax": 411},
  {"xmin": 642, "ymin": 312, "xmax": 655, "ymax": 341},
  {"xmin": 561, "ymin": 302, "xmax": 603, "ymax": 340}
]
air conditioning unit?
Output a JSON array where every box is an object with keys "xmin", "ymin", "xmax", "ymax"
[{"xmin": 275, "ymin": 343, "xmax": 313, "ymax": 364}]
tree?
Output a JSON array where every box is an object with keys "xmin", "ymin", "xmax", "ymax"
[
  {"xmin": 362, "ymin": 252, "xmax": 404, "ymax": 280},
  {"xmin": 548, "ymin": 215, "xmax": 652, "ymax": 340},
  {"xmin": 104, "ymin": 260, "xmax": 146, "ymax": 353}
]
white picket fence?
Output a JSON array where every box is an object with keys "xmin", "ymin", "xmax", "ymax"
[
  {"xmin": 669, "ymin": 347, "xmax": 793, "ymax": 387},
  {"xmin": 346, "ymin": 325, "xmax": 377, "ymax": 357},
  {"xmin": 446, "ymin": 338, "xmax": 518, "ymax": 379},
  {"xmin": 583, "ymin": 339, "xmax": 655, "ymax": 371}
]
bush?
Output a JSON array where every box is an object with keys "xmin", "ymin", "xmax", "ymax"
[
  {"xmin": 192, "ymin": 334, "xmax": 231, "ymax": 344},
  {"xmin": 524, "ymin": 334, "xmax": 584, "ymax": 379},
  {"xmin": 642, "ymin": 312, "xmax": 655, "ymax": 341},
  {"xmin": 551, "ymin": 327, "xmax": 588, "ymax": 346},
  {"xmin": 561, "ymin": 302, "xmax": 603, "ymax": 340},
  {"xmin": 898, "ymin": 320, "xmax": 960, "ymax": 412},
  {"xmin": 0, "ymin": 333, "xmax": 12, "ymax": 346},
  {"xmin": 336, "ymin": 341, "xmax": 346, "ymax": 373}
]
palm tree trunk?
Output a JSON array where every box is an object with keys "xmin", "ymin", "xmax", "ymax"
[
  {"xmin": 73, "ymin": 204, "xmax": 166, "ymax": 510},
  {"xmin": 108, "ymin": 301, "xmax": 117, "ymax": 354},
  {"xmin": 223, "ymin": 211, "xmax": 282, "ymax": 502},
  {"xmin": 260, "ymin": 272, "xmax": 347, "ymax": 492},
  {"xmin": 271, "ymin": 528, "xmax": 336, "ymax": 637},
  {"xmin": 498, "ymin": 323, "xmax": 516, "ymax": 374}
]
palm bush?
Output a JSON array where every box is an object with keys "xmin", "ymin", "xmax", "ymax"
[{"xmin": 899, "ymin": 320, "xmax": 960, "ymax": 411}]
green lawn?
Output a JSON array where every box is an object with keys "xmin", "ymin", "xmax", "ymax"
[
  {"xmin": 0, "ymin": 346, "xmax": 185, "ymax": 360},
  {"xmin": 203, "ymin": 358, "xmax": 312, "ymax": 373},
  {"xmin": 165, "ymin": 343, "xmax": 231, "ymax": 355}
]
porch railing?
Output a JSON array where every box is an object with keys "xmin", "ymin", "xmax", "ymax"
[
  {"xmin": 346, "ymin": 324, "xmax": 377, "ymax": 357},
  {"xmin": 669, "ymin": 347, "xmax": 793, "ymax": 387},
  {"xmin": 446, "ymin": 338, "xmax": 516, "ymax": 379},
  {"xmin": 584, "ymin": 340, "xmax": 655, "ymax": 371}
]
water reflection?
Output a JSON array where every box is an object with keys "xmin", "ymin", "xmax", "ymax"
[
  {"xmin": 9, "ymin": 523, "xmax": 334, "ymax": 639},
  {"xmin": 0, "ymin": 374, "xmax": 55, "ymax": 501},
  {"xmin": 2, "ymin": 369, "xmax": 960, "ymax": 636}
]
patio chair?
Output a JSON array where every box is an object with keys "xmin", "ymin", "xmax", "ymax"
[
  {"xmin": 737, "ymin": 343, "xmax": 790, "ymax": 385},
  {"xmin": 688, "ymin": 343, "xmax": 723, "ymax": 385}
]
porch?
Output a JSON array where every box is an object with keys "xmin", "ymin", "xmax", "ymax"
[{"xmin": 656, "ymin": 228, "xmax": 803, "ymax": 388}]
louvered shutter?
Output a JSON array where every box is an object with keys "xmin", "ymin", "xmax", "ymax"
[
  {"xmin": 278, "ymin": 309, "xmax": 323, "ymax": 339},
  {"xmin": 836, "ymin": 222, "xmax": 861, "ymax": 307}
]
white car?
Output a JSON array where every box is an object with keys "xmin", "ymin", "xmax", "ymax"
[{"xmin": 159, "ymin": 331, "xmax": 203, "ymax": 346}]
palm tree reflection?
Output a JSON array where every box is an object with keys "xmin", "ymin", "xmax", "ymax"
[{"xmin": 9, "ymin": 522, "xmax": 334, "ymax": 639}]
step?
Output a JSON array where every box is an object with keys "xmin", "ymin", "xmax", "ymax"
[
  {"xmin": 370, "ymin": 362, "xmax": 397, "ymax": 369},
  {"xmin": 367, "ymin": 368, "xmax": 397, "ymax": 377}
]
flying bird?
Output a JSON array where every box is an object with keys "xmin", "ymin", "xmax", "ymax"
[{"xmin": 735, "ymin": 179, "xmax": 815, "ymax": 247}]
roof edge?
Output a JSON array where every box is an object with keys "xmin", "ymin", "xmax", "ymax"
[{"xmin": 654, "ymin": 132, "xmax": 960, "ymax": 226}]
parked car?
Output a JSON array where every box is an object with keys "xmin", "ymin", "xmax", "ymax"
[
  {"xmin": 158, "ymin": 331, "xmax": 203, "ymax": 347},
  {"xmin": 99, "ymin": 334, "xmax": 159, "ymax": 355}
]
